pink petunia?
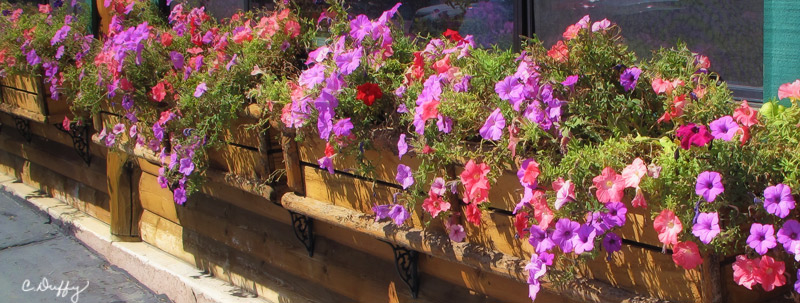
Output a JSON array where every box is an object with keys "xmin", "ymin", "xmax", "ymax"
[
  {"xmin": 733, "ymin": 100, "xmax": 759, "ymax": 127},
  {"xmin": 518, "ymin": 158, "xmax": 540, "ymax": 188},
  {"xmin": 778, "ymin": 80, "xmax": 800, "ymax": 100},
  {"xmin": 756, "ymin": 255, "xmax": 786, "ymax": 291},
  {"xmin": 621, "ymin": 158, "xmax": 647, "ymax": 188},
  {"xmin": 552, "ymin": 178, "xmax": 575, "ymax": 210},
  {"xmin": 460, "ymin": 159, "xmax": 490, "ymax": 204},
  {"xmin": 732, "ymin": 255, "xmax": 759, "ymax": 290},
  {"xmin": 632, "ymin": 188, "xmax": 648, "ymax": 208},
  {"xmin": 592, "ymin": 167, "xmax": 625, "ymax": 203},
  {"xmin": 654, "ymin": 209, "xmax": 682, "ymax": 247},
  {"xmin": 672, "ymin": 241, "xmax": 703, "ymax": 270},
  {"xmin": 422, "ymin": 192, "xmax": 450, "ymax": 218}
]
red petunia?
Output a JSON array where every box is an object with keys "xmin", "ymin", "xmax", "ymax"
[
  {"xmin": 151, "ymin": 81, "xmax": 167, "ymax": 102},
  {"xmin": 356, "ymin": 83, "xmax": 382, "ymax": 106},
  {"xmin": 547, "ymin": 41, "xmax": 569, "ymax": 63},
  {"xmin": 672, "ymin": 241, "xmax": 703, "ymax": 270},
  {"xmin": 443, "ymin": 29, "xmax": 463, "ymax": 42}
]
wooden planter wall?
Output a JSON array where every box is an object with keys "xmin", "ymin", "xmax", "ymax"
[
  {"xmin": 0, "ymin": 74, "xmax": 71, "ymax": 123},
  {"xmin": 286, "ymin": 136, "xmax": 791, "ymax": 303}
]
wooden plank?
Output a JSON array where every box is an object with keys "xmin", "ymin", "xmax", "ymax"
[
  {"xmin": 302, "ymin": 165, "xmax": 430, "ymax": 229},
  {"xmin": 282, "ymin": 129, "xmax": 305, "ymax": 195},
  {"xmin": 297, "ymin": 135, "xmax": 423, "ymax": 185},
  {"xmin": 0, "ymin": 113, "xmax": 105, "ymax": 158},
  {"xmin": 139, "ymin": 210, "xmax": 195, "ymax": 262},
  {"xmin": 581, "ymin": 243, "xmax": 709, "ymax": 303},
  {"xmin": 138, "ymin": 172, "xmax": 179, "ymax": 224},
  {"xmin": 107, "ymin": 150, "xmax": 141, "ymax": 241},
  {"xmin": 207, "ymin": 144, "xmax": 268, "ymax": 180},
  {"xmin": 0, "ymin": 74, "xmax": 39, "ymax": 93},
  {"xmin": 1, "ymin": 88, "xmax": 41, "ymax": 113},
  {"xmin": 0, "ymin": 132, "xmax": 108, "ymax": 194}
]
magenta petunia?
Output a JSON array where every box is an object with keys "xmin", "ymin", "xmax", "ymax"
[
  {"xmin": 50, "ymin": 24, "xmax": 71, "ymax": 46},
  {"xmin": 676, "ymin": 123, "xmax": 713, "ymax": 150},
  {"xmin": 747, "ymin": 223, "xmax": 777, "ymax": 255},
  {"xmin": 695, "ymin": 171, "xmax": 724, "ymax": 202},
  {"xmin": 552, "ymin": 218, "xmax": 580, "ymax": 253},
  {"xmin": 764, "ymin": 184, "xmax": 795, "ymax": 218},
  {"xmin": 179, "ymin": 157, "xmax": 195, "ymax": 176},
  {"xmin": 708, "ymin": 115, "xmax": 740, "ymax": 141},
  {"xmin": 396, "ymin": 164, "xmax": 414, "ymax": 189},
  {"xmin": 777, "ymin": 219, "xmax": 800, "ymax": 257},
  {"xmin": 602, "ymin": 201, "xmax": 627, "ymax": 228},
  {"xmin": 479, "ymin": 108, "xmax": 506, "ymax": 141},
  {"xmin": 586, "ymin": 211, "xmax": 611, "ymax": 234},
  {"xmin": 173, "ymin": 187, "xmax": 187, "ymax": 205},
  {"xmin": 372, "ymin": 204, "xmax": 391, "ymax": 221},
  {"xmin": 619, "ymin": 67, "xmax": 641, "ymax": 91},
  {"xmin": 561, "ymin": 75, "xmax": 578, "ymax": 88},
  {"xmin": 318, "ymin": 156, "xmax": 334, "ymax": 174},
  {"xmin": 397, "ymin": 133, "xmax": 407, "ymax": 160},
  {"xmin": 692, "ymin": 212, "xmax": 720, "ymax": 244},
  {"xmin": 602, "ymin": 232, "xmax": 622, "ymax": 254},
  {"xmin": 298, "ymin": 63, "xmax": 325, "ymax": 88}
]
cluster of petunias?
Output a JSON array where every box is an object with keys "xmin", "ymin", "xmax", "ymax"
[
  {"xmin": 90, "ymin": 1, "xmax": 302, "ymax": 204},
  {"xmin": 0, "ymin": 1, "xmax": 92, "ymax": 100}
]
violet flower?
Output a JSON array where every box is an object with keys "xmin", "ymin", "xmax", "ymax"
[
  {"xmin": 349, "ymin": 14, "xmax": 372, "ymax": 43},
  {"xmin": 602, "ymin": 232, "xmax": 622, "ymax": 255},
  {"xmin": 318, "ymin": 156, "xmax": 334, "ymax": 174},
  {"xmin": 396, "ymin": 164, "xmax": 414, "ymax": 189},
  {"xmin": 552, "ymin": 218, "xmax": 580, "ymax": 253},
  {"xmin": 619, "ymin": 67, "xmax": 641, "ymax": 91},
  {"xmin": 747, "ymin": 223, "xmax": 776, "ymax": 255},
  {"xmin": 676, "ymin": 123, "xmax": 713, "ymax": 150},
  {"xmin": 25, "ymin": 49, "xmax": 40, "ymax": 66},
  {"xmin": 777, "ymin": 219, "xmax": 800, "ymax": 256},
  {"xmin": 193, "ymin": 82, "xmax": 207, "ymax": 97},
  {"xmin": 397, "ymin": 133, "xmax": 407, "ymax": 160},
  {"xmin": 50, "ymin": 25, "xmax": 71, "ymax": 46},
  {"xmin": 603, "ymin": 201, "xmax": 627, "ymax": 228},
  {"xmin": 226, "ymin": 54, "xmax": 238, "ymax": 71},
  {"xmin": 479, "ymin": 108, "xmax": 505, "ymax": 141},
  {"xmin": 695, "ymin": 171, "xmax": 724, "ymax": 202},
  {"xmin": 179, "ymin": 157, "xmax": 195, "ymax": 176},
  {"xmin": 561, "ymin": 75, "xmax": 578, "ymax": 88},
  {"xmin": 55, "ymin": 45, "xmax": 65, "ymax": 59},
  {"xmin": 335, "ymin": 47, "xmax": 362, "ymax": 75},
  {"xmin": 388, "ymin": 204, "xmax": 410, "ymax": 226},
  {"xmin": 495, "ymin": 75, "xmax": 524, "ymax": 111},
  {"xmin": 764, "ymin": 184, "xmax": 795, "ymax": 218},
  {"xmin": 332, "ymin": 118, "xmax": 353, "ymax": 137},
  {"xmin": 528, "ymin": 225, "xmax": 555, "ymax": 253},
  {"xmin": 709, "ymin": 116, "xmax": 740, "ymax": 141},
  {"xmin": 298, "ymin": 63, "xmax": 325, "ymax": 88},
  {"xmin": 574, "ymin": 224, "xmax": 597, "ymax": 254},
  {"xmin": 453, "ymin": 75, "xmax": 472, "ymax": 93},
  {"xmin": 586, "ymin": 211, "xmax": 610, "ymax": 233},
  {"xmin": 692, "ymin": 212, "xmax": 720, "ymax": 244},
  {"xmin": 173, "ymin": 187, "xmax": 187, "ymax": 205},
  {"xmin": 373, "ymin": 204, "xmax": 391, "ymax": 221},
  {"xmin": 437, "ymin": 115, "xmax": 452, "ymax": 133}
]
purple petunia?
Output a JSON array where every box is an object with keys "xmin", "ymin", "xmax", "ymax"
[
  {"xmin": 619, "ymin": 67, "xmax": 641, "ymax": 91},
  {"xmin": 388, "ymin": 204, "xmax": 410, "ymax": 226},
  {"xmin": 552, "ymin": 218, "xmax": 580, "ymax": 253},
  {"xmin": 55, "ymin": 45, "xmax": 65, "ymax": 59},
  {"xmin": 298, "ymin": 63, "xmax": 325, "ymax": 88},
  {"xmin": 335, "ymin": 47, "xmax": 363, "ymax": 76},
  {"xmin": 193, "ymin": 82, "xmax": 207, "ymax": 97},
  {"xmin": 796, "ymin": 269, "xmax": 800, "ymax": 294},
  {"xmin": 561, "ymin": 75, "xmax": 578, "ymax": 88},
  {"xmin": 26, "ymin": 49, "xmax": 40, "ymax": 66},
  {"xmin": 692, "ymin": 212, "xmax": 720, "ymax": 244},
  {"xmin": 437, "ymin": 115, "xmax": 452, "ymax": 133},
  {"xmin": 603, "ymin": 201, "xmax": 627, "ymax": 228},
  {"xmin": 586, "ymin": 211, "xmax": 611, "ymax": 233},
  {"xmin": 50, "ymin": 24, "xmax": 71, "ymax": 46},
  {"xmin": 764, "ymin": 184, "xmax": 795, "ymax": 218},
  {"xmin": 332, "ymin": 118, "xmax": 353, "ymax": 136},
  {"xmin": 708, "ymin": 116, "xmax": 740, "ymax": 141},
  {"xmin": 173, "ymin": 187, "xmax": 187, "ymax": 205},
  {"xmin": 525, "ymin": 253, "xmax": 548, "ymax": 301},
  {"xmin": 169, "ymin": 51, "xmax": 184, "ymax": 71},
  {"xmin": 479, "ymin": 108, "xmax": 506, "ymax": 141},
  {"xmin": 495, "ymin": 75, "xmax": 525, "ymax": 111},
  {"xmin": 179, "ymin": 157, "xmax": 195, "ymax": 176},
  {"xmin": 528, "ymin": 226, "xmax": 555, "ymax": 253},
  {"xmin": 747, "ymin": 223, "xmax": 776, "ymax": 255},
  {"xmin": 602, "ymin": 232, "xmax": 622, "ymax": 255},
  {"xmin": 349, "ymin": 14, "xmax": 372, "ymax": 43},
  {"xmin": 454, "ymin": 75, "xmax": 472, "ymax": 93},
  {"xmin": 777, "ymin": 219, "xmax": 800, "ymax": 257},
  {"xmin": 397, "ymin": 133, "xmax": 407, "ymax": 160},
  {"xmin": 373, "ymin": 204, "xmax": 391, "ymax": 221},
  {"xmin": 396, "ymin": 164, "xmax": 414, "ymax": 189},
  {"xmin": 318, "ymin": 156, "xmax": 334, "ymax": 174},
  {"xmin": 574, "ymin": 224, "xmax": 597, "ymax": 254},
  {"xmin": 226, "ymin": 54, "xmax": 238, "ymax": 71},
  {"xmin": 696, "ymin": 171, "xmax": 724, "ymax": 202}
]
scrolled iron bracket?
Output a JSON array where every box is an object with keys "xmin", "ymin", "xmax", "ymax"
[
  {"xmin": 383, "ymin": 241, "xmax": 420, "ymax": 298},
  {"xmin": 289, "ymin": 211, "xmax": 314, "ymax": 257},
  {"xmin": 14, "ymin": 117, "xmax": 31, "ymax": 142},
  {"xmin": 54, "ymin": 122, "xmax": 92, "ymax": 166}
]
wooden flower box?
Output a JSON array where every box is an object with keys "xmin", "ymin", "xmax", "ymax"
[
  {"xmin": 287, "ymin": 138, "xmax": 791, "ymax": 303},
  {"xmin": 0, "ymin": 74, "xmax": 70, "ymax": 123}
]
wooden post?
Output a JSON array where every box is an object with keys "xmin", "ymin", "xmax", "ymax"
[
  {"xmin": 107, "ymin": 150, "xmax": 141, "ymax": 241},
  {"xmin": 281, "ymin": 127, "xmax": 304, "ymax": 196}
]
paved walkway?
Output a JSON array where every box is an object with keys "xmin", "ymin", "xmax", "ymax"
[{"xmin": 0, "ymin": 188, "xmax": 169, "ymax": 303}]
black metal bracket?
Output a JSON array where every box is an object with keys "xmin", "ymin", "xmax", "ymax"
[
  {"xmin": 54, "ymin": 122, "xmax": 92, "ymax": 166},
  {"xmin": 289, "ymin": 211, "xmax": 314, "ymax": 257},
  {"xmin": 14, "ymin": 117, "xmax": 31, "ymax": 142},
  {"xmin": 384, "ymin": 241, "xmax": 420, "ymax": 298}
]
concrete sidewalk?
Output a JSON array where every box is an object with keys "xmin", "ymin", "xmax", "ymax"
[{"xmin": 0, "ymin": 187, "xmax": 170, "ymax": 303}]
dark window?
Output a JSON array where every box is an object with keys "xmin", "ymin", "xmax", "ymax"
[{"xmin": 531, "ymin": 0, "xmax": 763, "ymax": 101}]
